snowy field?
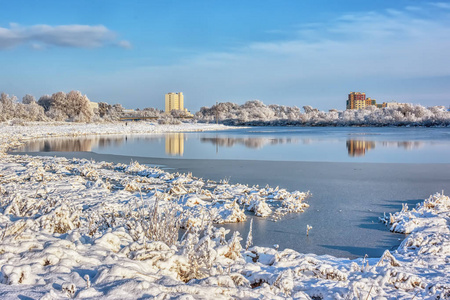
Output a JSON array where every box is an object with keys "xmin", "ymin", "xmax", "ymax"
[{"xmin": 1, "ymin": 122, "xmax": 449, "ymax": 299}]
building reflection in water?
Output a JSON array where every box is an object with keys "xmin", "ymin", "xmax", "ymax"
[
  {"xmin": 165, "ymin": 133, "xmax": 185, "ymax": 156},
  {"xmin": 346, "ymin": 140, "xmax": 376, "ymax": 157}
]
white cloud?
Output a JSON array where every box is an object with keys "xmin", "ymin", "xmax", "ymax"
[
  {"xmin": 0, "ymin": 23, "xmax": 131, "ymax": 50},
  {"xmin": 117, "ymin": 40, "xmax": 132, "ymax": 49}
]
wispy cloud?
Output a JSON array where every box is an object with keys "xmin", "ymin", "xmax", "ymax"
[
  {"xmin": 430, "ymin": 2, "xmax": 450, "ymax": 9},
  {"xmin": 98, "ymin": 3, "xmax": 450, "ymax": 108},
  {"xmin": 117, "ymin": 40, "xmax": 132, "ymax": 49},
  {"xmin": 0, "ymin": 23, "xmax": 131, "ymax": 50},
  {"xmin": 160, "ymin": 5, "xmax": 450, "ymax": 82}
]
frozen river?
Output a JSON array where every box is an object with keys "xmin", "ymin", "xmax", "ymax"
[{"xmin": 15, "ymin": 126, "xmax": 450, "ymax": 258}]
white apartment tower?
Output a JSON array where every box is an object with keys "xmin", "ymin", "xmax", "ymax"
[{"xmin": 165, "ymin": 92, "xmax": 184, "ymax": 112}]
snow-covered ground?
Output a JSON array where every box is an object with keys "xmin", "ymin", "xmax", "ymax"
[{"xmin": 0, "ymin": 122, "xmax": 449, "ymax": 299}]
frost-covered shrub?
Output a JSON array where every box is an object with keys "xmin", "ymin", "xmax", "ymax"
[
  {"xmin": 143, "ymin": 199, "xmax": 181, "ymax": 246},
  {"xmin": 96, "ymin": 102, "xmax": 124, "ymax": 121},
  {"xmin": 158, "ymin": 115, "xmax": 182, "ymax": 125},
  {"xmin": 38, "ymin": 203, "xmax": 82, "ymax": 234}
]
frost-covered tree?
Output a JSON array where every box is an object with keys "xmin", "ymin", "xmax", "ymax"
[
  {"xmin": 1, "ymin": 93, "xmax": 16, "ymax": 112},
  {"xmin": 96, "ymin": 102, "xmax": 125, "ymax": 121},
  {"xmin": 0, "ymin": 93, "xmax": 18, "ymax": 121},
  {"xmin": 13, "ymin": 103, "xmax": 28, "ymax": 120},
  {"xmin": 46, "ymin": 107, "xmax": 67, "ymax": 121},
  {"xmin": 26, "ymin": 102, "xmax": 47, "ymax": 121},
  {"xmin": 22, "ymin": 94, "xmax": 36, "ymax": 104},
  {"xmin": 168, "ymin": 109, "xmax": 190, "ymax": 118},
  {"xmin": 37, "ymin": 91, "xmax": 94, "ymax": 122},
  {"xmin": 97, "ymin": 102, "xmax": 111, "ymax": 118},
  {"xmin": 65, "ymin": 90, "xmax": 93, "ymax": 122},
  {"xmin": 51, "ymin": 91, "xmax": 66, "ymax": 110},
  {"xmin": 303, "ymin": 105, "xmax": 318, "ymax": 114},
  {"xmin": 142, "ymin": 107, "xmax": 163, "ymax": 116},
  {"xmin": 37, "ymin": 94, "xmax": 52, "ymax": 112}
]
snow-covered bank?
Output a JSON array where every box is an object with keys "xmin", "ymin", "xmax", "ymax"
[{"xmin": 1, "ymin": 122, "xmax": 449, "ymax": 299}]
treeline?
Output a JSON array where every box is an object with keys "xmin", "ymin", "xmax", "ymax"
[
  {"xmin": 3, "ymin": 91, "xmax": 449, "ymax": 127},
  {"xmin": 121, "ymin": 108, "xmax": 191, "ymax": 125},
  {"xmin": 0, "ymin": 91, "xmax": 119, "ymax": 123},
  {"xmin": 195, "ymin": 100, "xmax": 450, "ymax": 127},
  {"xmin": 0, "ymin": 91, "xmax": 192, "ymax": 124}
]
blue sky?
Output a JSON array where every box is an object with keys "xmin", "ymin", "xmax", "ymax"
[{"xmin": 1, "ymin": 0, "xmax": 450, "ymax": 111}]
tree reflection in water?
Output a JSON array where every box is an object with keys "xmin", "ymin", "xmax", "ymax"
[{"xmin": 200, "ymin": 137, "xmax": 298, "ymax": 149}]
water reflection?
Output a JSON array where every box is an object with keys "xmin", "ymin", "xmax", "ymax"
[
  {"xmin": 346, "ymin": 139, "xmax": 424, "ymax": 157},
  {"xmin": 16, "ymin": 134, "xmax": 187, "ymax": 157},
  {"xmin": 379, "ymin": 141, "xmax": 424, "ymax": 150},
  {"xmin": 165, "ymin": 133, "xmax": 185, "ymax": 156},
  {"xmin": 17, "ymin": 136, "xmax": 126, "ymax": 152},
  {"xmin": 200, "ymin": 137, "xmax": 298, "ymax": 149},
  {"xmin": 15, "ymin": 133, "xmax": 429, "ymax": 161},
  {"xmin": 346, "ymin": 140, "xmax": 375, "ymax": 157}
]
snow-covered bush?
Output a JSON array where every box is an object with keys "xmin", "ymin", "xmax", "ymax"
[
  {"xmin": 0, "ymin": 93, "xmax": 47, "ymax": 122},
  {"xmin": 158, "ymin": 115, "xmax": 182, "ymax": 125},
  {"xmin": 42, "ymin": 91, "xmax": 94, "ymax": 122}
]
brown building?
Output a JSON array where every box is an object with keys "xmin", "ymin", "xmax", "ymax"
[
  {"xmin": 347, "ymin": 92, "xmax": 378, "ymax": 110},
  {"xmin": 365, "ymin": 97, "xmax": 376, "ymax": 106},
  {"xmin": 346, "ymin": 92, "xmax": 366, "ymax": 109}
]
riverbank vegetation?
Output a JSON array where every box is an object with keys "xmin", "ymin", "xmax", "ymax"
[
  {"xmin": 1, "ymin": 91, "xmax": 450, "ymax": 127},
  {"xmin": 195, "ymin": 100, "xmax": 450, "ymax": 127}
]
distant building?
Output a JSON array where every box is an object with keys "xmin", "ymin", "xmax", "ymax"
[
  {"xmin": 365, "ymin": 97, "xmax": 376, "ymax": 106},
  {"xmin": 122, "ymin": 109, "xmax": 135, "ymax": 114},
  {"xmin": 346, "ymin": 92, "xmax": 367, "ymax": 109},
  {"xmin": 165, "ymin": 92, "xmax": 185, "ymax": 112},
  {"xmin": 383, "ymin": 101, "xmax": 407, "ymax": 108}
]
